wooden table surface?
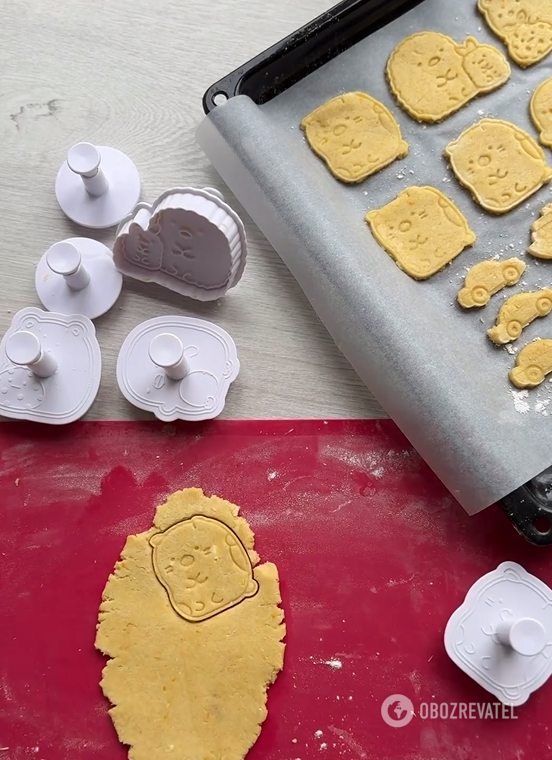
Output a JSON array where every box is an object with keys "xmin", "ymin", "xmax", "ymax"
[{"xmin": 0, "ymin": 0, "xmax": 383, "ymax": 420}]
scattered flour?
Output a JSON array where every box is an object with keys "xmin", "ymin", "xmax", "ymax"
[
  {"xmin": 315, "ymin": 731, "xmax": 323, "ymax": 739},
  {"xmin": 511, "ymin": 390, "xmax": 530, "ymax": 414},
  {"xmin": 323, "ymin": 659, "xmax": 343, "ymax": 670}
]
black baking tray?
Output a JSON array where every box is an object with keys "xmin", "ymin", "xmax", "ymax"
[{"xmin": 202, "ymin": 0, "xmax": 552, "ymax": 547}]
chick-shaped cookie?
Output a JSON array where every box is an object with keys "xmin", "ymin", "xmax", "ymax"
[
  {"xmin": 387, "ymin": 32, "xmax": 510, "ymax": 123},
  {"xmin": 528, "ymin": 202, "xmax": 552, "ymax": 259},
  {"xmin": 510, "ymin": 339, "xmax": 552, "ymax": 388},
  {"xmin": 445, "ymin": 119, "xmax": 552, "ymax": 214},
  {"xmin": 531, "ymin": 77, "xmax": 552, "ymax": 148},
  {"xmin": 478, "ymin": 0, "xmax": 552, "ymax": 67},
  {"xmin": 301, "ymin": 92, "xmax": 409, "ymax": 183},
  {"xmin": 458, "ymin": 258, "xmax": 525, "ymax": 308},
  {"xmin": 487, "ymin": 289, "xmax": 552, "ymax": 344},
  {"xmin": 150, "ymin": 515, "xmax": 259, "ymax": 623},
  {"xmin": 366, "ymin": 186, "xmax": 476, "ymax": 280}
]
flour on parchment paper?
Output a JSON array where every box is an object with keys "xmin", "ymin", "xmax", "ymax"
[{"xmin": 511, "ymin": 390, "xmax": 550, "ymax": 416}]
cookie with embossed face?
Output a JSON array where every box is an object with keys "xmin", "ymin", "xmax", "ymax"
[
  {"xmin": 387, "ymin": 32, "xmax": 510, "ymax": 123},
  {"xmin": 445, "ymin": 118, "xmax": 552, "ymax": 214},
  {"xmin": 366, "ymin": 186, "xmax": 476, "ymax": 280},
  {"xmin": 531, "ymin": 77, "xmax": 552, "ymax": 148},
  {"xmin": 301, "ymin": 92, "xmax": 409, "ymax": 183},
  {"xmin": 478, "ymin": 0, "xmax": 552, "ymax": 67}
]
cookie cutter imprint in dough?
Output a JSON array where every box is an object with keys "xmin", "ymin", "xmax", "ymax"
[{"xmin": 149, "ymin": 515, "xmax": 259, "ymax": 623}]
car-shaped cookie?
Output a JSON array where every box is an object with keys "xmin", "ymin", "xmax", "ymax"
[
  {"xmin": 487, "ymin": 288, "xmax": 552, "ymax": 344},
  {"xmin": 458, "ymin": 257, "xmax": 525, "ymax": 308},
  {"xmin": 510, "ymin": 339, "xmax": 552, "ymax": 388}
]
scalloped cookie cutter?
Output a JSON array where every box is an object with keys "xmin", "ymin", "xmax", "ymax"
[
  {"xmin": 55, "ymin": 142, "xmax": 141, "ymax": 229},
  {"xmin": 112, "ymin": 187, "xmax": 247, "ymax": 301},
  {"xmin": 445, "ymin": 562, "xmax": 552, "ymax": 706},
  {"xmin": 35, "ymin": 238, "xmax": 123, "ymax": 319},
  {"xmin": 0, "ymin": 308, "xmax": 101, "ymax": 424},
  {"xmin": 116, "ymin": 315, "xmax": 239, "ymax": 422}
]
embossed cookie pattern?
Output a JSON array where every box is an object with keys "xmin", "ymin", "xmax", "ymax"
[
  {"xmin": 528, "ymin": 202, "xmax": 552, "ymax": 259},
  {"xmin": 487, "ymin": 289, "xmax": 552, "ymax": 344},
  {"xmin": 387, "ymin": 32, "xmax": 510, "ymax": 123},
  {"xmin": 478, "ymin": 0, "xmax": 552, "ymax": 68},
  {"xmin": 150, "ymin": 515, "xmax": 259, "ymax": 622},
  {"xmin": 365, "ymin": 186, "xmax": 476, "ymax": 280},
  {"xmin": 458, "ymin": 258, "xmax": 525, "ymax": 308},
  {"xmin": 445, "ymin": 119, "xmax": 552, "ymax": 214},
  {"xmin": 531, "ymin": 77, "xmax": 552, "ymax": 148},
  {"xmin": 510, "ymin": 339, "xmax": 552, "ymax": 388},
  {"xmin": 301, "ymin": 92, "xmax": 409, "ymax": 183}
]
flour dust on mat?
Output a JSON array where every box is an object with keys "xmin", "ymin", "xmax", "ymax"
[{"xmin": 95, "ymin": 488, "xmax": 285, "ymax": 760}]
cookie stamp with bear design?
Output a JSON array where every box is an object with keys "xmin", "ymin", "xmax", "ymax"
[
  {"xmin": 365, "ymin": 186, "xmax": 476, "ymax": 280},
  {"xmin": 445, "ymin": 118, "xmax": 552, "ymax": 214},
  {"xmin": 301, "ymin": 92, "xmax": 409, "ymax": 183},
  {"xmin": 478, "ymin": 0, "xmax": 552, "ymax": 68},
  {"xmin": 387, "ymin": 32, "xmax": 510, "ymax": 123}
]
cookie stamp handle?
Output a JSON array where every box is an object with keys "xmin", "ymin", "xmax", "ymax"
[
  {"xmin": 495, "ymin": 617, "xmax": 546, "ymax": 656},
  {"xmin": 67, "ymin": 142, "xmax": 109, "ymax": 198},
  {"xmin": 46, "ymin": 241, "xmax": 91, "ymax": 291},
  {"xmin": 148, "ymin": 333, "xmax": 190, "ymax": 381},
  {"xmin": 5, "ymin": 331, "xmax": 58, "ymax": 378}
]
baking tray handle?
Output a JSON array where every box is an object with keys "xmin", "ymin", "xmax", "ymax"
[
  {"xmin": 203, "ymin": 0, "xmax": 425, "ymax": 113},
  {"xmin": 500, "ymin": 468, "xmax": 552, "ymax": 546}
]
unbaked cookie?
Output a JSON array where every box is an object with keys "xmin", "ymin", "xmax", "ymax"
[
  {"xmin": 478, "ymin": 0, "xmax": 552, "ymax": 68},
  {"xmin": 487, "ymin": 289, "xmax": 552, "ymax": 344},
  {"xmin": 531, "ymin": 77, "xmax": 552, "ymax": 148},
  {"xmin": 387, "ymin": 32, "xmax": 510, "ymax": 123},
  {"xmin": 301, "ymin": 92, "xmax": 409, "ymax": 183},
  {"xmin": 96, "ymin": 488, "xmax": 285, "ymax": 760},
  {"xmin": 528, "ymin": 202, "xmax": 552, "ymax": 259},
  {"xmin": 458, "ymin": 258, "xmax": 525, "ymax": 308},
  {"xmin": 365, "ymin": 186, "xmax": 476, "ymax": 280},
  {"xmin": 445, "ymin": 118, "xmax": 552, "ymax": 214},
  {"xmin": 510, "ymin": 339, "xmax": 552, "ymax": 388}
]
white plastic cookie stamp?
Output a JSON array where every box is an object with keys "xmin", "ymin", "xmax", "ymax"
[
  {"xmin": 116, "ymin": 316, "xmax": 239, "ymax": 422},
  {"xmin": 35, "ymin": 238, "xmax": 123, "ymax": 319},
  {"xmin": 112, "ymin": 187, "xmax": 247, "ymax": 301},
  {"xmin": 0, "ymin": 308, "xmax": 101, "ymax": 424},
  {"xmin": 444, "ymin": 562, "xmax": 552, "ymax": 706},
  {"xmin": 55, "ymin": 142, "xmax": 141, "ymax": 229}
]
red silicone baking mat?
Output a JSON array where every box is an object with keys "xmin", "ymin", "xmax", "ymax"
[{"xmin": 0, "ymin": 419, "xmax": 550, "ymax": 760}]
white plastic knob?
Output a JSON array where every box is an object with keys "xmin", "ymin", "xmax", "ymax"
[
  {"xmin": 5, "ymin": 331, "xmax": 57, "ymax": 378},
  {"xmin": 496, "ymin": 617, "xmax": 547, "ymax": 656},
  {"xmin": 67, "ymin": 142, "xmax": 109, "ymax": 197},
  {"xmin": 148, "ymin": 333, "xmax": 190, "ymax": 381},
  {"xmin": 46, "ymin": 242, "xmax": 90, "ymax": 291}
]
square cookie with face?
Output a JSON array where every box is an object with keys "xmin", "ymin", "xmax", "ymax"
[
  {"xmin": 445, "ymin": 118, "xmax": 552, "ymax": 214},
  {"xmin": 301, "ymin": 92, "xmax": 409, "ymax": 184},
  {"xmin": 365, "ymin": 186, "xmax": 476, "ymax": 280}
]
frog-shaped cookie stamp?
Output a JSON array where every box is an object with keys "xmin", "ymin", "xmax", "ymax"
[
  {"xmin": 445, "ymin": 562, "xmax": 552, "ymax": 705},
  {"xmin": 150, "ymin": 515, "xmax": 259, "ymax": 622},
  {"xmin": 113, "ymin": 187, "xmax": 247, "ymax": 301},
  {"xmin": 0, "ymin": 307, "xmax": 101, "ymax": 424}
]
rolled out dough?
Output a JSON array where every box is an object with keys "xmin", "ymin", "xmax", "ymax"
[{"xmin": 95, "ymin": 488, "xmax": 285, "ymax": 760}]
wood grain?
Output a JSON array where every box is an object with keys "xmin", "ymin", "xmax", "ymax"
[{"xmin": 0, "ymin": 0, "xmax": 384, "ymax": 420}]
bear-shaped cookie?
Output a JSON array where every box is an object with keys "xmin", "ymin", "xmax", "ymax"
[
  {"xmin": 301, "ymin": 92, "xmax": 409, "ymax": 183},
  {"xmin": 445, "ymin": 118, "xmax": 552, "ymax": 214},
  {"xmin": 531, "ymin": 77, "xmax": 552, "ymax": 149},
  {"xmin": 387, "ymin": 32, "xmax": 510, "ymax": 123},
  {"xmin": 366, "ymin": 186, "xmax": 476, "ymax": 280},
  {"xmin": 478, "ymin": 0, "xmax": 552, "ymax": 67}
]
